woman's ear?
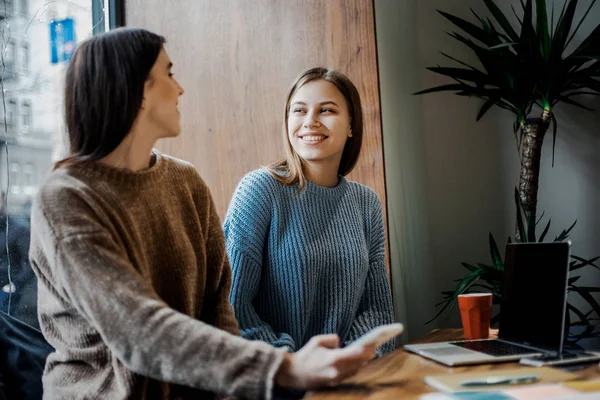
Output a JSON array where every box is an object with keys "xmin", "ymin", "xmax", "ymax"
[{"xmin": 348, "ymin": 129, "xmax": 353, "ymax": 138}]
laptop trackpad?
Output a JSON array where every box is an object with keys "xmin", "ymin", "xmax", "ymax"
[{"xmin": 424, "ymin": 347, "xmax": 477, "ymax": 356}]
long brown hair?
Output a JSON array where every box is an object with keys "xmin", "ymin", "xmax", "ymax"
[
  {"xmin": 54, "ymin": 28, "xmax": 165, "ymax": 169},
  {"xmin": 268, "ymin": 67, "xmax": 364, "ymax": 190}
]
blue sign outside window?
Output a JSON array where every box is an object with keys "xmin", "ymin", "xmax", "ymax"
[{"xmin": 50, "ymin": 18, "xmax": 76, "ymax": 64}]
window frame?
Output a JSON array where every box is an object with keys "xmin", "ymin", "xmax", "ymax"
[
  {"xmin": 20, "ymin": 99, "xmax": 31, "ymax": 133},
  {"xmin": 92, "ymin": 0, "xmax": 125, "ymax": 35}
]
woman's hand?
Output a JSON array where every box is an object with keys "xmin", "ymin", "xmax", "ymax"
[{"xmin": 274, "ymin": 334, "xmax": 375, "ymax": 389}]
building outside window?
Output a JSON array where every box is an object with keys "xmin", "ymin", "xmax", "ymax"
[
  {"xmin": 20, "ymin": 43, "xmax": 29, "ymax": 72},
  {"xmin": 9, "ymin": 162, "xmax": 20, "ymax": 194},
  {"xmin": 0, "ymin": 0, "xmax": 123, "ymax": 331},
  {"xmin": 6, "ymin": 98, "xmax": 16, "ymax": 127},
  {"xmin": 5, "ymin": 40, "xmax": 16, "ymax": 77},
  {"xmin": 2, "ymin": 0, "xmax": 14, "ymax": 17},
  {"xmin": 20, "ymin": 0, "xmax": 28, "ymax": 17},
  {"xmin": 20, "ymin": 100, "xmax": 30, "ymax": 133}
]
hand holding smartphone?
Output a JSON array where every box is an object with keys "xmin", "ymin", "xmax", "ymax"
[{"xmin": 348, "ymin": 323, "xmax": 404, "ymax": 349}]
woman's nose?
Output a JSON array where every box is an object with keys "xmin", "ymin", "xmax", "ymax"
[{"xmin": 303, "ymin": 112, "xmax": 320, "ymax": 127}]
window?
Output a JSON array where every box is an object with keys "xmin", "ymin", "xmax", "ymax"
[
  {"xmin": 1, "ymin": 1, "xmax": 14, "ymax": 19},
  {"xmin": 20, "ymin": 43, "xmax": 29, "ymax": 72},
  {"xmin": 5, "ymin": 40, "xmax": 16, "ymax": 76},
  {"xmin": 20, "ymin": 0, "xmax": 28, "ymax": 17},
  {"xmin": 21, "ymin": 100, "xmax": 30, "ymax": 132},
  {"xmin": 0, "ymin": 0, "xmax": 124, "ymax": 330},
  {"xmin": 23, "ymin": 163, "xmax": 34, "ymax": 195},
  {"xmin": 9, "ymin": 162, "xmax": 20, "ymax": 194},
  {"xmin": 6, "ymin": 98, "xmax": 16, "ymax": 127}
]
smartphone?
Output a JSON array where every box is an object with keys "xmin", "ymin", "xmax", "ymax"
[
  {"xmin": 348, "ymin": 323, "xmax": 404, "ymax": 349},
  {"xmin": 520, "ymin": 351, "xmax": 600, "ymax": 367}
]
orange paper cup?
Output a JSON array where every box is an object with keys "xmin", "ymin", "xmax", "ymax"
[{"xmin": 458, "ymin": 293, "xmax": 492, "ymax": 340}]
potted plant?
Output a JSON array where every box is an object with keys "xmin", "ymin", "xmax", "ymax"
[{"xmin": 416, "ymin": 0, "xmax": 600, "ymax": 343}]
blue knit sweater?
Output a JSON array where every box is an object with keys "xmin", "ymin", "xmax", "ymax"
[{"xmin": 224, "ymin": 169, "xmax": 395, "ymax": 356}]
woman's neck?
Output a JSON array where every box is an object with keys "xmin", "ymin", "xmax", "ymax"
[
  {"xmin": 99, "ymin": 131, "xmax": 156, "ymax": 171},
  {"xmin": 302, "ymin": 160, "xmax": 340, "ymax": 187}
]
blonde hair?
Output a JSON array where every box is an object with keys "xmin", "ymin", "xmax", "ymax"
[{"xmin": 267, "ymin": 67, "xmax": 364, "ymax": 191}]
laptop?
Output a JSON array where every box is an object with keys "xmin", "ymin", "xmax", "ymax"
[{"xmin": 404, "ymin": 242, "xmax": 571, "ymax": 366}]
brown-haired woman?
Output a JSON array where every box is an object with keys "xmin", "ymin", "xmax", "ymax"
[
  {"xmin": 29, "ymin": 30, "xmax": 375, "ymax": 400},
  {"xmin": 225, "ymin": 68, "xmax": 396, "ymax": 363}
]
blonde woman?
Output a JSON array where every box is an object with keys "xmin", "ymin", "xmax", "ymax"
[{"xmin": 226, "ymin": 68, "xmax": 395, "ymax": 363}]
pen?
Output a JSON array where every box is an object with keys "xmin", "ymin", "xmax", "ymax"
[{"xmin": 459, "ymin": 374, "xmax": 539, "ymax": 387}]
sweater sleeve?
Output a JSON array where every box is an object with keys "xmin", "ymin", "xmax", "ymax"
[
  {"xmin": 32, "ymin": 201, "xmax": 285, "ymax": 400},
  {"xmin": 224, "ymin": 172, "xmax": 296, "ymax": 350},
  {"xmin": 343, "ymin": 195, "xmax": 396, "ymax": 357},
  {"xmin": 198, "ymin": 178, "xmax": 240, "ymax": 337}
]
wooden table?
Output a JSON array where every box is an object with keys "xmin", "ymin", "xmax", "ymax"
[{"xmin": 305, "ymin": 329, "xmax": 600, "ymax": 399}]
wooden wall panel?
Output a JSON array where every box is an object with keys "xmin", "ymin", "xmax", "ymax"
[{"xmin": 125, "ymin": 0, "xmax": 388, "ymax": 264}]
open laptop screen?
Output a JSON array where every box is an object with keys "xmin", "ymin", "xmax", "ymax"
[{"xmin": 499, "ymin": 242, "xmax": 570, "ymax": 353}]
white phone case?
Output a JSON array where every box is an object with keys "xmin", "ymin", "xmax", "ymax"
[{"xmin": 348, "ymin": 323, "xmax": 404, "ymax": 349}]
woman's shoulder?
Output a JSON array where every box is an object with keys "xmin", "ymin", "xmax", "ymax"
[
  {"xmin": 235, "ymin": 168, "xmax": 284, "ymax": 196},
  {"xmin": 37, "ymin": 167, "xmax": 93, "ymax": 207},
  {"xmin": 161, "ymin": 153, "xmax": 202, "ymax": 179},
  {"xmin": 345, "ymin": 180, "xmax": 381, "ymax": 204},
  {"xmin": 34, "ymin": 169, "xmax": 108, "ymax": 238},
  {"xmin": 159, "ymin": 153, "xmax": 213, "ymax": 194}
]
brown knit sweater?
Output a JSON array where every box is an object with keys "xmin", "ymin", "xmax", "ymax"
[{"xmin": 29, "ymin": 151, "xmax": 286, "ymax": 400}]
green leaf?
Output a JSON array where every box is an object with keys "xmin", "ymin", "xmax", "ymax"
[
  {"xmin": 535, "ymin": 0, "xmax": 551, "ymax": 61},
  {"xmin": 514, "ymin": 188, "xmax": 527, "ymax": 242},
  {"xmin": 437, "ymin": 10, "xmax": 498, "ymax": 46},
  {"xmin": 553, "ymin": 0, "xmax": 578, "ymax": 57},
  {"xmin": 427, "ymin": 269, "xmax": 483, "ymax": 324},
  {"xmin": 426, "ymin": 66, "xmax": 490, "ymax": 85},
  {"xmin": 511, "ymin": 5, "xmax": 523, "ymax": 26},
  {"xmin": 565, "ymin": 0, "xmax": 598, "ymax": 50},
  {"xmin": 572, "ymin": 77, "xmax": 600, "ymax": 94},
  {"xmin": 550, "ymin": 113, "xmax": 557, "ymax": 167},
  {"xmin": 440, "ymin": 52, "xmax": 482, "ymax": 71},
  {"xmin": 571, "ymin": 24, "xmax": 600, "ymax": 58},
  {"xmin": 414, "ymin": 83, "xmax": 470, "ymax": 96},
  {"xmin": 461, "ymin": 262, "xmax": 479, "ymax": 272},
  {"xmin": 488, "ymin": 232, "xmax": 503, "ymax": 267},
  {"xmin": 570, "ymin": 255, "xmax": 600, "ymax": 272},
  {"xmin": 482, "ymin": 0, "xmax": 520, "ymax": 41},
  {"xmin": 477, "ymin": 98, "xmax": 497, "ymax": 121},
  {"xmin": 556, "ymin": 95, "xmax": 595, "ymax": 111},
  {"xmin": 571, "ymin": 285, "xmax": 600, "ymax": 319},
  {"xmin": 569, "ymin": 276, "xmax": 582, "ymax": 286},
  {"xmin": 572, "ymin": 286, "xmax": 600, "ymax": 293},
  {"xmin": 567, "ymin": 303, "xmax": 588, "ymax": 323},
  {"xmin": 488, "ymin": 42, "xmax": 516, "ymax": 50},
  {"xmin": 550, "ymin": 1, "xmax": 555, "ymax": 42},
  {"xmin": 538, "ymin": 218, "xmax": 552, "ymax": 242},
  {"xmin": 526, "ymin": 206, "xmax": 536, "ymax": 242},
  {"xmin": 555, "ymin": 220, "xmax": 577, "ymax": 242},
  {"xmin": 519, "ymin": 0, "xmax": 535, "ymax": 53},
  {"xmin": 427, "ymin": 299, "xmax": 453, "ymax": 324}
]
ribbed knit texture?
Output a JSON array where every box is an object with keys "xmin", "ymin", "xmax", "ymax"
[
  {"xmin": 29, "ymin": 151, "xmax": 286, "ymax": 400},
  {"xmin": 224, "ymin": 169, "xmax": 395, "ymax": 357}
]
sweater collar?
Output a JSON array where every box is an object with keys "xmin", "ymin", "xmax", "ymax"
[
  {"xmin": 72, "ymin": 149, "xmax": 166, "ymax": 187},
  {"xmin": 303, "ymin": 175, "xmax": 348, "ymax": 198}
]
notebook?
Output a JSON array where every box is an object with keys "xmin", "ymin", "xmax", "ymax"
[{"xmin": 424, "ymin": 366, "xmax": 577, "ymax": 393}]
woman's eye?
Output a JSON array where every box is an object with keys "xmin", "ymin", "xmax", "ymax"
[{"xmin": 320, "ymin": 108, "xmax": 333, "ymax": 113}]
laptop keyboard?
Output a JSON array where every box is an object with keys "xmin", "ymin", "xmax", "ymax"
[{"xmin": 449, "ymin": 340, "xmax": 536, "ymax": 356}]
